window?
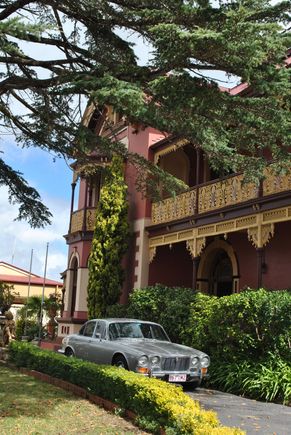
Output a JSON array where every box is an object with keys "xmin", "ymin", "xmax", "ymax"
[
  {"xmin": 94, "ymin": 321, "xmax": 105, "ymax": 338},
  {"xmin": 108, "ymin": 322, "xmax": 169, "ymax": 341},
  {"xmin": 82, "ymin": 321, "xmax": 96, "ymax": 337}
]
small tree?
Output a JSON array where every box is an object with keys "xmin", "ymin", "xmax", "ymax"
[
  {"xmin": 87, "ymin": 155, "xmax": 130, "ymax": 318},
  {"xmin": 0, "ymin": 282, "xmax": 17, "ymax": 314}
]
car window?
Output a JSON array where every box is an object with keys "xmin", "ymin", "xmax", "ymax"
[
  {"xmin": 109, "ymin": 322, "xmax": 143, "ymax": 339},
  {"xmin": 108, "ymin": 322, "xmax": 169, "ymax": 341},
  {"xmin": 94, "ymin": 321, "xmax": 106, "ymax": 338},
  {"xmin": 99, "ymin": 320, "xmax": 106, "ymax": 339},
  {"xmin": 150, "ymin": 324, "xmax": 170, "ymax": 341},
  {"xmin": 79, "ymin": 324, "xmax": 86, "ymax": 335},
  {"xmin": 83, "ymin": 321, "xmax": 96, "ymax": 337},
  {"xmin": 94, "ymin": 321, "xmax": 101, "ymax": 338}
]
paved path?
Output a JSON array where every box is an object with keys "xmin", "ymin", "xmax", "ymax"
[{"xmin": 187, "ymin": 388, "xmax": 291, "ymax": 435}]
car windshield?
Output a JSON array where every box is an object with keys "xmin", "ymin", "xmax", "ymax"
[{"xmin": 108, "ymin": 322, "xmax": 170, "ymax": 341}]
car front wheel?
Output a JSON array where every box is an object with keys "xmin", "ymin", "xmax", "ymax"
[
  {"xmin": 112, "ymin": 355, "xmax": 128, "ymax": 370},
  {"xmin": 183, "ymin": 380, "xmax": 201, "ymax": 390}
]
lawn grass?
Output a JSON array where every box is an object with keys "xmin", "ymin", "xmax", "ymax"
[{"xmin": 0, "ymin": 364, "xmax": 147, "ymax": 434}]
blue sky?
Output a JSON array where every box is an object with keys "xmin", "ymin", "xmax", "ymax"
[{"xmin": 0, "ymin": 140, "xmax": 72, "ymax": 281}]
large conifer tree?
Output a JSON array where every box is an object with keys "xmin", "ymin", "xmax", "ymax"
[
  {"xmin": 0, "ymin": 1, "xmax": 290, "ymax": 225},
  {"xmin": 87, "ymin": 155, "xmax": 130, "ymax": 318}
]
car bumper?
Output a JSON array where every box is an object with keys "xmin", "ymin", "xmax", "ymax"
[{"xmin": 149, "ymin": 369, "xmax": 209, "ymax": 383}]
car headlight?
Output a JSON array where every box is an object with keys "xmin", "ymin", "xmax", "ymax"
[
  {"xmin": 138, "ymin": 355, "xmax": 149, "ymax": 367},
  {"xmin": 191, "ymin": 356, "xmax": 199, "ymax": 366},
  {"xmin": 62, "ymin": 337, "xmax": 68, "ymax": 346},
  {"xmin": 201, "ymin": 356, "xmax": 210, "ymax": 368},
  {"xmin": 150, "ymin": 356, "xmax": 160, "ymax": 366}
]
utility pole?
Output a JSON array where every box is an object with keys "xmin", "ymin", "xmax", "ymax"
[
  {"xmin": 23, "ymin": 249, "xmax": 33, "ymax": 338},
  {"xmin": 38, "ymin": 243, "xmax": 49, "ymax": 344}
]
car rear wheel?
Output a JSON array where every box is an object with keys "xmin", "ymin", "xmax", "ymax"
[
  {"xmin": 65, "ymin": 348, "xmax": 75, "ymax": 358},
  {"xmin": 112, "ymin": 355, "xmax": 128, "ymax": 370}
]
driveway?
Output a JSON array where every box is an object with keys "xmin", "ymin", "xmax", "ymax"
[{"xmin": 186, "ymin": 388, "xmax": 291, "ymax": 435}]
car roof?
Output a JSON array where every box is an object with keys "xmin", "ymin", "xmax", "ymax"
[{"xmin": 90, "ymin": 318, "xmax": 161, "ymax": 326}]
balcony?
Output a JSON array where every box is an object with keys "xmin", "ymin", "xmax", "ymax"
[
  {"xmin": 151, "ymin": 168, "xmax": 291, "ymax": 226},
  {"xmin": 70, "ymin": 207, "xmax": 96, "ymax": 233}
]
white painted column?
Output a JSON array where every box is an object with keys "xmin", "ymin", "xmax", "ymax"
[{"xmin": 75, "ymin": 267, "xmax": 89, "ymax": 311}]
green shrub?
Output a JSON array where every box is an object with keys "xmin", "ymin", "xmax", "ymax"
[
  {"xmin": 8, "ymin": 341, "xmax": 243, "ymax": 435},
  {"xmin": 15, "ymin": 317, "xmax": 39, "ymax": 341},
  {"xmin": 126, "ymin": 287, "xmax": 291, "ymax": 361},
  {"xmin": 125, "ymin": 286, "xmax": 291, "ymax": 404},
  {"xmin": 105, "ymin": 303, "xmax": 128, "ymax": 318},
  {"xmin": 127, "ymin": 284, "xmax": 197, "ymax": 343},
  {"xmin": 0, "ymin": 282, "xmax": 17, "ymax": 313},
  {"xmin": 208, "ymin": 353, "xmax": 291, "ymax": 405},
  {"xmin": 183, "ymin": 289, "xmax": 291, "ymax": 361}
]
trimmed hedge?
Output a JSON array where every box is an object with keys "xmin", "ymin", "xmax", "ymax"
[{"xmin": 8, "ymin": 341, "xmax": 243, "ymax": 435}]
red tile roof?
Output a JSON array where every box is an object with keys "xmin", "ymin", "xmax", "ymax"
[{"xmin": 0, "ymin": 274, "xmax": 62, "ymax": 287}]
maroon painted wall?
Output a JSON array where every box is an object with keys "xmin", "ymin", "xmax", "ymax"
[
  {"xmin": 264, "ymin": 221, "xmax": 291, "ymax": 289},
  {"xmin": 149, "ymin": 242, "xmax": 193, "ymax": 288},
  {"xmin": 220, "ymin": 221, "xmax": 291, "ymax": 290},
  {"xmin": 228, "ymin": 232, "xmax": 257, "ymax": 289}
]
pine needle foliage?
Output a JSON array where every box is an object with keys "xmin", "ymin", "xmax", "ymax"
[
  {"xmin": 87, "ymin": 156, "xmax": 130, "ymax": 318},
  {"xmin": 0, "ymin": 0, "xmax": 290, "ymax": 225}
]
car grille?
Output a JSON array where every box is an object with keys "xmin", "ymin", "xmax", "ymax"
[{"xmin": 161, "ymin": 357, "xmax": 190, "ymax": 371}]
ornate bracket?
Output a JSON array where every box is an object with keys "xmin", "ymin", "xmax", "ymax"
[
  {"xmin": 248, "ymin": 223, "xmax": 275, "ymax": 248},
  {"xmin": 186, "ymin": 237, "xmax": 206, "ymax": 259},
  {"xmin": 154, "ymin": 139, "xmax": 189, "ymax": 164}
]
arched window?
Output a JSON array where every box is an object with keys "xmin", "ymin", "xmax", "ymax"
[
  {"xmin": 210, "ymin": 250, "xmax": 233, "ymax": 296},
  {"xmin": 197, "ymin": 239, "xmax": 239, "ymax": 295}
]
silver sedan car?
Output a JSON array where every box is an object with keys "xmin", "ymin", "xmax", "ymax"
[{"xmin": 59, "ymin": 318, "xmax": 210, "ymax": 387}]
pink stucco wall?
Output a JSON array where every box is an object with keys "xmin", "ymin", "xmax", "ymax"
[
  {"xmin": 68, "ymin": 240, "xmax": 92, "ymax": 268},
  {"xmin": 126, "ymin": 126, "xmax": 165, "ymax": 221}
]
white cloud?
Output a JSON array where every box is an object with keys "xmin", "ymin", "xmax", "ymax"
[
  {"xmin": 0, "ymin": 141, "xmax": 36, "ymax": 165},
  {"xmin": 0, "ymin": 186, "xmax": 70, "ymax": 281}
]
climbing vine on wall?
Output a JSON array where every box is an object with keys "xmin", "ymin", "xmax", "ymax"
[{"xmin": 87, "ymin": 155, "xmax": 130, "ymax": 318}]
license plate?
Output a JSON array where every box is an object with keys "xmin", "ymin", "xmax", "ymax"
[{"xmin": 168, "ymin": 374, "xmax": 187, "ymax": 382}]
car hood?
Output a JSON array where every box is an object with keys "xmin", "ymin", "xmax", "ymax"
[{"xmin": 111, "ymin": 339, "xmax": 207, "ymax": 358}]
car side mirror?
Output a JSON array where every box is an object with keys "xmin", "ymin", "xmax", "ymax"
[{"xmin": 95, "ymin": 332, "xmax": 101, "ymax": 340}]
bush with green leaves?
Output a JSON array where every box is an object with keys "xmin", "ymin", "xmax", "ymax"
[
  {"xmin": 181, "ymin": 289, "xmax": 291, "ymax": 361},
  {"xmin": 87, "ymin": 155, "xmax": 130, "ymax": 318},
  {"xmin": 15, "ymin": 294, "xmax": 61, "ymax": 340},
  {"xmin": 0, "ymin": 282, "xmax": 17, "ymax": 314},
  {"xmin": 209, "ymin": 353, "xmax": 291, "ymax": 405},
  {"xmin": 126, "ymin": 284, "xmax": 197, "ymax": 343},
  {"xmin": 15, "ymin": 317, "xmax": 39, "ymax": 341},
  {"xmin": 125, "ymin": 286, "xmax": 291, "ymax": 361},
  {"xmin": 8, "ymin": 341, "xmax": 243, "ymax": 435},
  {"xmin": 122, "ymin": 286, "xmax": 291, "ymax": 403}
]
